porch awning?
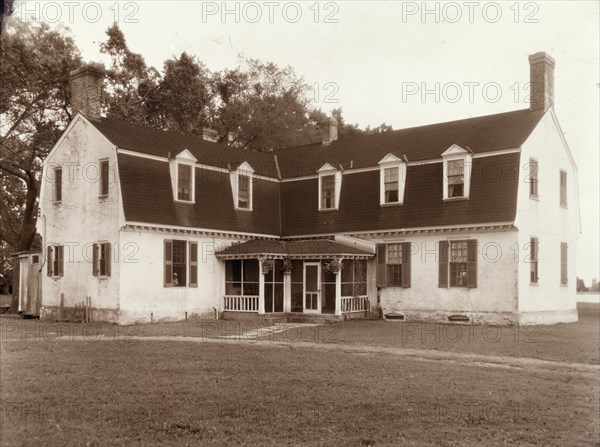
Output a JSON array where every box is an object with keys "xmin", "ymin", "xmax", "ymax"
[{"xmin": 215, "ymin": 239, "xmax": 375, "ymax": 260}]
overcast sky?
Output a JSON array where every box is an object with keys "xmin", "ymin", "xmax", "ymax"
[{"xmin": 14, "ymin": 0, "xmax": 600, "ymax": 281}]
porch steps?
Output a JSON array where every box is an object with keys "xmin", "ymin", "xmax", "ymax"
[{"xmin": 222, "ymin": 311, "xmax": 343, "ymax": 324}]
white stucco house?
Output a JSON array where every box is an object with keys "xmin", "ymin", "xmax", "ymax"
[{"xmin": 38, "ymin": 52, "xmax": 580, "ymax": 325}]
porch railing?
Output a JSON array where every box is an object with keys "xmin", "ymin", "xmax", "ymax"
[
  {"xmin": 341, "ymin": 296, "xmax": 369, "ymax": 313},
  {"xmin": 223, "ymin": 295, "xmax": 259, "ymax": 312}
]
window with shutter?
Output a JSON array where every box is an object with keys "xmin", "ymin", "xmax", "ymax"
[
  {"xmin": 401, "ymin": 242, "xmax": 411, "ymax": 288},
  {"xmin": 386, "ymin": 243, "xmax": 402, "ymax": 287},
  {"xmin": 529, "ymin": 158, "xmax": 539, "ymax": 198},
  {"xmin": 189, "ymin": 242, "xmax": 198, "ymax": 287},
  {"xmin": 56, "ymin": 246, "xmax": 64, "ymax": 277},
  {"xmin": 47, "ymin": 246, "xmax": 53, "ymax": 276},
  {"xmin": 530, "ymin": 238, "xmax": 539, "ymax": 284},
  {"xmin": 466, "ymin": 240, "xmax": 477, "ymax": 288},
  {"xmin": 92, "ymin": 243, "xmax": 99, "ymax": 276},
  {"xmin": 438, "ymin": 241, "xmax": 449, "ymax": 288},
  {"xmin": 98, "ymin": 242, "xmax": 111, "ymax": 277}
]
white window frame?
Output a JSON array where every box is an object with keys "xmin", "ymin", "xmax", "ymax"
[
  {"xmin": 169, "ymin": 149, "xmax": 197, "ymax": 204},
  {"xmin": 317, "ymin": 163, "xmax": 342, "ymax": 211},
  {"xmin": 442, "ymin": 144, "xmax": 472, "ymax": 200},
  {"xmin": 378, "ymin": 154, "xmax": 406, "ymax": 205},
  {"xmin": 230, "ymin": 161, "xmax": 254, "ymax": 211}
]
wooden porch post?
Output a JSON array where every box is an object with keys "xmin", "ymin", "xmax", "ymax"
[
  {"xmin": 335, "ymin": 258, "xmax": 343, "ymax": 316},
  {"xmin": 258, "ymin": 260, "xmax": 266, "ymax": 314},
  {"xmin": 283, "ymin": 272, "xmax": 291, "ymax": 313}
]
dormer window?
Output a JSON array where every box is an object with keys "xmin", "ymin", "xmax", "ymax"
[
  {"xmin": 177, "ymin": 164, "xmax": 192, "ymax": 201},
  {"xmin": 230, "ymin": 162, "xmax": 254, "ymax": 211},
  {"xmin": 447, "ymin": 159, "xmax": 464, "ymax": 197},
  {"xmin": 442, "ymin": 144, "xmax": 472, "ymax": 200},
  {"xmin": 378, "ymin": 154, "xmax": 406, "ymax": 205},
  {"xmin": 321, "ymin": 175, "xmax": 335, "ymax": 209},
  {"xmin": 238, "ymin": 174, "xmax": 250, "ymax": 208},
  {"xmin": 317, "ymin": 163, "xmax": 342, "ymax": 211},
  {"xmin": 169, "ymin": 149, "xmax": 197, "ymax": 204}
]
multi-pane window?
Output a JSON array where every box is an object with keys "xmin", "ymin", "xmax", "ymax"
[
  {"xmin": 54, "ymin": 168, "xmax": 62, "ymax": 203},
  {"xmin": 376, "ymin": 242, "xmax": 411, "ymax": 288},
  {"xmin": 439, "ymin": 240, "xmax": 477, "ymax": 288},
  {"xmin": 530, "ymin": 238, "xmax": 539, "ymax": 284},
  {"xmin": 177, "ymin": 164, "xmax": 193, "ymax": 201},
  {"xmin": 321, "ymin": 174, "xmax": 335, "ymax": 209},
  {"xmin": 100, "ymin": 160, "xmax": 109, "ymax": 197},
  {"xmin": 384, "ymin": 167, "xmax": 399, "ymax": 203},
  {"xmin": 449, "ymin": 241, "xmax": 468, "ymax": 287},
  {"xmin": 92, "ymin": 242, "xmax": 112, "ymax": 277},
  {"xmin": 560, "ymin": 170, "xmax": 567, "ymax": 206},
  {"xmin": 172, "ymin": 240, "xmax": 187, "ymax": 286},
  {"xmin": 225, "ymin": 259, "xmax": 259, "ymax": 296},
  {"xmin": 47, "ymin": 245, "xmax": 64, "ymax": 277},
  {"xmin": 164, "ymin": 240, "xmax": 197, "ymax": 287},
  {"xmin": 386, "ymin": 244, "xmax": 403, "ymax": 287},
  {"xmin": 529, "ymin": 158, "xmax": 538, "ymax": 197},
  {"xmin": 447, "ymin": 159, "xmax": 464, "ymax": 198},
  {"xmin": 238, "ymin": 174, "xmax": 250, "ymax": 209},
  {"xmin": 560, "ymin": 242, "xmax": 568, "ymax": 285}
]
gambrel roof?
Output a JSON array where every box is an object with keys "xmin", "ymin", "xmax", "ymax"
[
  {"xmin": 86, "ymin": 108, "xmax": 546, "ymax": 237},
  {"xmin": 273, "ymin": 108, "xmax": 544, "ymax": 177}
]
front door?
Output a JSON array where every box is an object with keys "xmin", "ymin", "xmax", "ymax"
[{"xmin": 303, "ymin": 262, "xmax": 320, "ymax": 313}]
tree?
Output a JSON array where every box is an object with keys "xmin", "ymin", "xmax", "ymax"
[
  {"xmin": 151, "ymin": 52, "xmax": 212, "ymax": 136},
  {"xmin": 100, "ymin": 23, "xmax": 159, "ymax": 125},
  {"xmin": 211, "ymin": 59, "xmax": 319, "ymax": 151},
  {"xmin": 0, "ymin": 17, "xmax": 81, "ymax": 310},
  {"xmin": 0, "ymin": 16, "xmax": 81, "ymax": 252}
]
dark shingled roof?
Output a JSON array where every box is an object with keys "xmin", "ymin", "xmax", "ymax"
[
  {"xmin": 90, "ymin": 118, "xmax": 279, "ymax": 178},
  {"xmin": 273, "ymin": 108, "xmax": 545, "ymax": 178},
  {"xmin": 216, "ymin": 239, "xmax": 374, "ymax": 258},
  {"xmin": 88, "ymin": 108, "xmax": 544, "ymax": 236}
]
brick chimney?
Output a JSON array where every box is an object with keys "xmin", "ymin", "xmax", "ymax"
[
  {"xmin": 528, "ymin": 52, "xmax": 555, "ymax": 112},
  {"xmin": 320, "ymin": 116, "xmax": 338, "ymax": 145},
  {"xmin": 202, "ymin": 127, "xmax": 219, "ymax": 143},
  {"xmin": 69, "ymin": 66, "xmax": 103, "ymax": 120}
]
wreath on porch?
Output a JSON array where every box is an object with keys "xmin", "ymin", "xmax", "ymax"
[{"xmin": 323, "ymin": 258, "xmax": 343, "ymax": 274}]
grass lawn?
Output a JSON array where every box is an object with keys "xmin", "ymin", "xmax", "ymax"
[{"xmin": 1, "ymin": 310, "xmax": 599, "ymax": 446}]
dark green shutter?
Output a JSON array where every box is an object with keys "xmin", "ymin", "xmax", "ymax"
[
  {"xmin": 438, "ymin": 241, "xmax": 449, "ymax": 288},
  {"xmin": 57, "ymin": 246, "xmax": 64, "ymax": 277},
  {"xmin": 104, "ymin": 243, "xmax": 111, "ymax": 277},
  {"xmin": 467, "ymin": 240, "xmax": 478, "ymax": 288},
  {"xmin": 189, "ymin": 242, "xmax": 198, "ymax": 287},
  {"xmin": 376, "ymin": 244, "xmax": 387, "ymax": 287},
  {"xmin": 47, "ymin": 246, "xmax": 53, "ymax": 276},
  {"xmin": 401, "ymin": 242, "xmax": 411, "ymax": 288},
  {"xmin": 92, "ymin": 243, "xmax": 99, "ymax": 276}
]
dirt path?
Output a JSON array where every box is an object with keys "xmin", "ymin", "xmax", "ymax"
[{"xmin": 57, "ymin": 334, "xmax": 600, "ymax": 376}]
